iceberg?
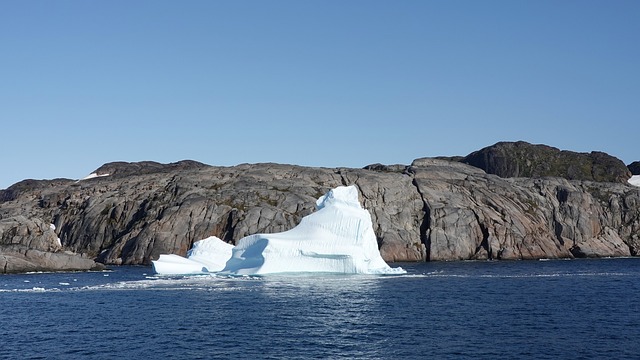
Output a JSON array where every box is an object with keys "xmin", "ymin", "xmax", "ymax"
[
  {"xmin": 152, "ymin": 186, "xmax": 405, "ymax": 276},
  {"xmin": 152, "ymin": 236, "xmax": 234, "ymax": 275},
  {"xmin": 222, "ymin": 185, "xmax": 405, "ymax": 275}
]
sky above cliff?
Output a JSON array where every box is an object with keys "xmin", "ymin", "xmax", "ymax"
[{"xmin": 1, "ymin": 0, "xmax": 638, "ymax": 189}]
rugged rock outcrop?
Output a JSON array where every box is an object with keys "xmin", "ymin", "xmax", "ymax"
[
  {"xmin": 89, "ymin": 160, "xmax": 209, "ymax": 178},
  {"xmin": 462, "ymin": 141, "xmax": 632, "ymax": 183},
  {"xmin": 410, "ymin": 158, "xmax": 639, "ymax": 260},
  {"xmin": 1, "ymin": 146, "xmax": 639, "ymax": 273},
  {"xmin": 629, "ymin": 161, "xmax": 640, "ymax": 175},
  {"xmin": 0, "ymin": 216, "xmax": 104, "ymax": 273}
]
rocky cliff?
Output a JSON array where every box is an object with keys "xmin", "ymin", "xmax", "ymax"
[
  {"xmin": 1, "ymin": 143, "xmax": 639, "ymax": 273},
  {"xmin": 0, "ymin": 215, "xmax": 104, "ymax": 273}
]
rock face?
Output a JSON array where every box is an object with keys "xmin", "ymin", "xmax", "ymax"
[
  {"xmin": 410, "ymin": 158, "xmax": 639, "ymax": 260},
  {"xmin": 462, "ymin": 141, "xmax": 632, "ymax": 183},
  {"xmin": 1, "ymin": 149, "xmax": 639, "ymax": 273},
  {"xmin": 629, "ymin": 161, "xmax": 640, "ymax": 175},
  {"xmin": 0, "ymin": 216, "xmax": 104, "ymax": 273}
]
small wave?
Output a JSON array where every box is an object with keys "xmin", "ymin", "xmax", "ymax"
[
  {"xmin": 384, "ymin": 271, "xmax": 447, "ymax": 278},
  {"xmin": 0, "ymin": 287, "xmax": 62, "ymax": 293},
  {"xmin": 72, "ymin": 274, "xmax": 252, "ymax": 291},
  {"xmin": 381, "ymin": 270, "xmax": 635, "ymax": 280},
  {"xmin": 1, "ymin": 273, "xmax": 265, "ymax": 293},
  {"xmin": 416, "ymin": 272, "xmax": 633, "ymax": 279}
]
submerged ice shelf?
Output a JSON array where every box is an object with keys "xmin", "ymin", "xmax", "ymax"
[{"xmin": 153, "ymin": 185, "xmax": 405, "ymax": 275}]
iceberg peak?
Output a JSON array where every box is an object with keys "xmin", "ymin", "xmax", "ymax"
[{"xmin": 315, "ymin": 185, "xmax": 362, "ymax": 210}]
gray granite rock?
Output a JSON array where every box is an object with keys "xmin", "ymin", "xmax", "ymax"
[
  {"xmin": 1, "ymin": 152, "xmax": 639, "ymax": 272},
  {"xmin": 411, "ymin": 159, "xmax": 640, "ymax": 260},
  {"xmin": 0, "ymin": 216, "xmax": 103, "ymax": 273}
]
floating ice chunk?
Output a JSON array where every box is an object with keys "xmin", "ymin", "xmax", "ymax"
[
  {"xmin": 152, "ymin": 236, "xmax": 234, "ymax": 275},
  {"xmin": 221, "ymin": 185, "xmax": 405, "ymax": 275},
  {"xmin": 629, "ymin": 175, "xmax": 640, "ymax": 187}
]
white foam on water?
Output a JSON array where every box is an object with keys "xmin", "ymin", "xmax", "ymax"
[
  {"xmin": 0, "ymin": 287, "xmax": 62, "ymax": 293},
  {"xmin": 1, "ymin": 271, "xmax": 409, "ymax": 293}
]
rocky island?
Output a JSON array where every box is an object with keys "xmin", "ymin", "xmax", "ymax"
[{"xmin": 1, "ymin": 141, "xmax": 639, "ymax": 273}]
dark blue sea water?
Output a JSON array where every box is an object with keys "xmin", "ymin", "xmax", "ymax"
[{"xmin": 2, "ymin": 259, "xmax": 640, "ymax": 359}]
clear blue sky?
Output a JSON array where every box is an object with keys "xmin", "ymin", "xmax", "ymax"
[{"xmin": 1, "ymin": 0, "xmax": 638, "ymax": 189}]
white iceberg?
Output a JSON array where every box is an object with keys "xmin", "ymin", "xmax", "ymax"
[
  {"xmin": 629, "ymin": 175, "xmax": 640, "ymax": 187},
  {"xmin": 152, "ymin": 236, "xmax": 234, "ymax": 275},
  {"xmin": 222, "ymin": 185, "xmax": 405, "ymax": 275},
  {"xmin": 152, "ymin": 185, "xmax": 405, "ymax": 276}
]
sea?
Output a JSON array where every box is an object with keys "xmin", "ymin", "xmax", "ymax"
[{"xmin": 2, "ymin": 258, "xmax": 640, "ymax": 360}]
